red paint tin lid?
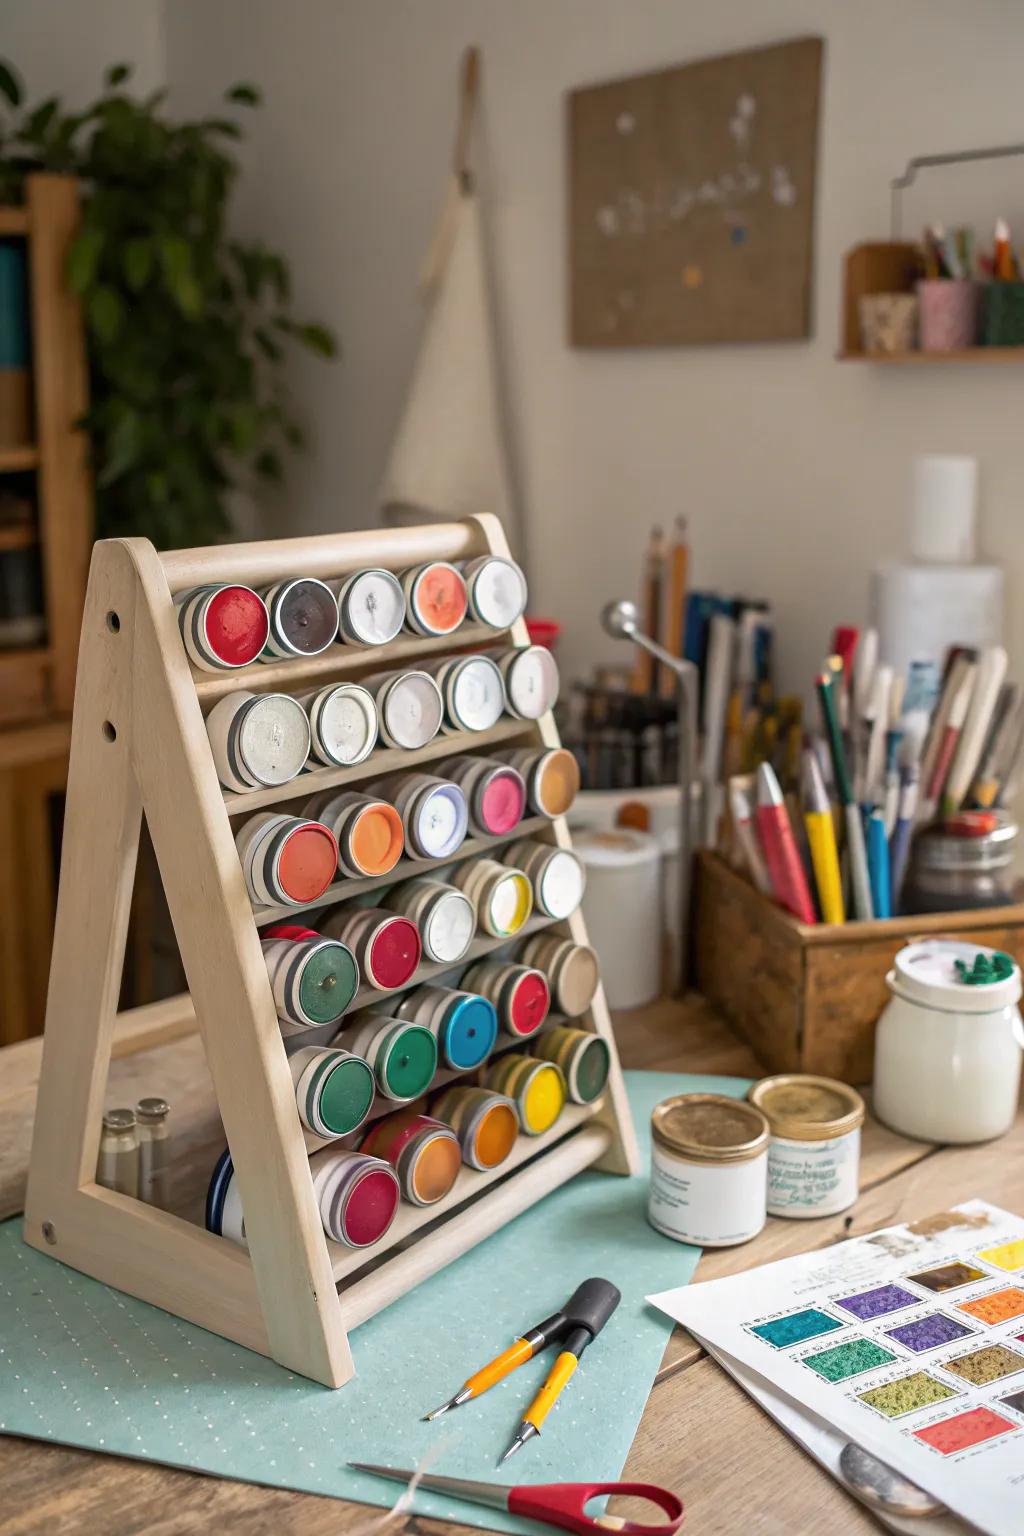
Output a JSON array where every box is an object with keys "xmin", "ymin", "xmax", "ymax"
[
  {"xmin": 367, "ymin": 916, "xmax": 422, "ymax": 989},
  {"xmin": 204, "ymin": 586, "xmax": 269, "ymax": 667},
  {"xmin": 276, "ymin": 823, "xmax": 338, "ymax": 904}
]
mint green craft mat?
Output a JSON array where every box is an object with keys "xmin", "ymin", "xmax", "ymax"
[{"xmin": 0, "ymin": 1071, "xmax": 749, "ymax": 1528}]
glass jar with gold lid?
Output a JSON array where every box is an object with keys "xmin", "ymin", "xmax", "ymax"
[
  {"xmin": 648, "ymin": 1092, "xmax": 769, "ymax": 1247},
  {"xmin": 748, "ymin": 1074, "xmax": 865, "ymax": 1219}
]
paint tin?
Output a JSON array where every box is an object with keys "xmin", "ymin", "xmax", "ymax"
[
  {"xmin": 362, "ymin": 669, "xmax": 444, "ymax": 750},
  {"xmin": 361, "ymin": 1109, "xmax": 462, "ymax": 1205},
  {"xmin": 205, "ymin": 689, "xmax": 311, "ymax": 792},
  {"xmin": 308, "ymin": 1146, "xmax": 401, "ymax": 1246},
  {"xmin": 258, "ymin": 577, "xmax": 339, "ymax": 660},
  {"xmin": 305, "ymin": 788, "xmax": 404, "ymax": 877},
  {"xmin": 259, "ymin": 924, "xmax": 359, "ymax": 1030},
  {"xmin": 430, "ymin": 1084, "xmax": 519, "ymax": 1170},
  {"xmin": 494, "ymin": 646, "xmax": 560, "ymax": 721},
  {"xmin": 748, "ymin": 1075, "xmax": 865, "ymax": 1220},
  {"xmin": 504, "ymin": 838, "xmax": 585, "ymax": 919},
  {"xmin": 498, "ymin": 747, "xmax": 580, "ymax": 819},
  {"xmin": 649, "ymin": 1093, "xmax": 769, "ymax": 1248},
  {"xmin": 518, "ymin": 934, "xmax": 599, "ymax": 1017},
  {"xmin": 174, "ymin": 583, "xmax": 269, "ymax": 672},
  {"xmin": 460, "ymin": 958, "xmax": 550, "ymax": 1039},
  {"xmin": 321, "ymin": 907, "xmax": 422, "ymax": 991},
  {"xmin": 533, "ymin": 1026, "xmax": 610, "ymax": 1105},
  {"xmin": 396, "ymin": 984, "xmax": 498, "ymax": 1071},
  {"xmin": 484, "ymin": 1053, "xmax": 566, "ymax": 1136},
  {"xmin": 342, "ymin": 1012, "xmax": 438, "ymax": 1101},
  {"xmin": 335, "ymin": 567, "xmax": 405, "ymax": 646},
  {"xmin": 452, "ymin": 858, "xmax": 533, "ymax": 937},
  {"xmin": 401, "ymin": 562, "xmax": 468, "ymax": 637},
  {"xmin": 422, "ymin": 654, "xmax": 505, "ymax": 735},
  {"xmin": 436, "ymin": 754, "xmax": 526, "ymax": 838},
  {"xmin": 366, "ymin": 772, "xmax": 468, "ymax": 861},
  {"xmin": 297, "ymin": 682, "xmax": 378, "ymax": 767},
  {"xmin": 287, "ymin": 1045, "xmax": 376, "ymax": 1137},
  {"xmin": 385, "ymin": 877, "xmax": 476, "ymax": 964},
  {"xmin": 234, "ymin": 812, "xmax": 338, "ymax": 907},
  {"xmin": 461, "ymin": 555, "xmax": 527, "ymax": 629},
  {"xmin": 207, "ymin": 1144, "xmax": 400, "ymax": 1249}
]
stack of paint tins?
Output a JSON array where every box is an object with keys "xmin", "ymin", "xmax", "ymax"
[
  {"xmin": 386, "ymin": 877, "xmax": 476, "ymax": 965},
  {"xmin": 493, "ymin": 645, "xmax": 560, "ymax": 722},
  {"xmin": 366, "ymin": 772, "xmax": 468, "ymax": 862},
  {"xmin": 430, "ymin": 1084, "xmax": 520, "ymax": 1170},
  {"xmin": 461, "ymin": 958, "xmax": 550, "ymax": 1041},
  {"xmin": 497, "ymin": 747, "xmax": 580, "ymax": 820},
  {"xmin": 257, "ymin": 577, "xmax": 340, "ymax": 661},
  {"xmin": 517, "ymin": 935, "xmax": 600, "ymax": 1018},
  {"xmin": 341, "ymin": 1012, "xmax": 438, "ymax": 1103},
  {"xmin": 306, "ymin": 788, "xmax": 404, "ymax": 879},
  {"xmin": 484, "ymin": 1053, "xmax": 567, "ymax": 1137},
  {"xmin": 206, "ymin": 690, "xmax": 311, "ymax": 791},
  {"xmin": 207, "ymin": 1145, "xmax": 401, "ymax": 1250},
  {"xmin": 234, "ymin": 812, "xmax": 339, "ymax": 908},
  {"xmin": 437, "ymin": 755, "xmax": 526, "ymax": 840},
  {"xmin": 361, "ymin": 1109, "xmax": 462, "ymax": 1206},
  {"xmin": 423, "ymin": 653, "xmax": 506, "ymax": 735},
  {"xmin": 452, "ymin": 858, "xmax": 532, "ymax": 939},
  {"xmin": 396, "ymin": 984, "xmax": 498, "ymax": 1072},
  {"xmin": 321, "ymin": 906, "xmax": 421, "ymax": 992},
  {"xmin": 175, "ymin": 583, "xmax": 270, "ymax": 672},
  {"xmin": 503, "ymin": 839, "xmax": 586, "ymax": 920}
]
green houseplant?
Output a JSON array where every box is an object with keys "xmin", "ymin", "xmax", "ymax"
[{"xmin": 0, "ymin": 60, "xmax": 336, "ymax": 546}]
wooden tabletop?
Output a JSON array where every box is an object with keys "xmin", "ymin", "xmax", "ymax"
[{"xmin": 2, "ymin": 995, "xmax": 1019, "ymax": 1534}]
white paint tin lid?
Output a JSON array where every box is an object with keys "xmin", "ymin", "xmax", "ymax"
[{"xmin": 888, "ymin": 940, "xmax": 1022, "ymax": 1014}]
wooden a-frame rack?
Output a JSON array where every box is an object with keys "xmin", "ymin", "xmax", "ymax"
[{"xmin": 23, "ymin": 515, "xmax": 639, "ymax": 1388}]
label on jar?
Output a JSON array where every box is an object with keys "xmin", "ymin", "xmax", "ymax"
[
  {"xmin": 766, "ymin": 1128, "xmax": 860, "ymax": 1218},
  {"xmin": 648, "ymin": 1145, "xmax": 767, "ymax": 1247}
]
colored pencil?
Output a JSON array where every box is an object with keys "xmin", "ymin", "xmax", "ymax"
[
  {"xmin": 889, "ymin": 765, "xmax": 918, "ymax": 910},
  {"xmin": 755, "ymin": 762, "xmax": 817, "ymax": 924},
  {"xmin": 867, "ymin": 810, "xmax": 891, "ymax": 919},
  {"xmin": 942, "ymin": 645, "xmax": 1008, "ymax": 814},
  {"xmin": 801, "ymin": 749, "xmax": 845, "ymax": 924},
  {"xmin": 728, "ymin": 774, "xmax": 772, "ymax": 894}
]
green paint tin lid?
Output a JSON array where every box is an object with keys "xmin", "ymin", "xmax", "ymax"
[
  {"xmin": 300, "ymin": 940, "xmax": 358, "ymax": 1024},
  {"xmin": 313, "ymin": 1052, "xmax": 376, "ymax": 1136},
  {"xmin": 379, "ymin": 1022, "xmax": 438, "ymax": 1102}
]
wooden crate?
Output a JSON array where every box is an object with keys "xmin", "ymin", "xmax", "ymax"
[{"xmin": 694, "ymin": 850, "xmax": 1024, "ymax": 1085}]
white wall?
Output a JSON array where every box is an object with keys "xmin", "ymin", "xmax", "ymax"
[
  {"xmin": 3, "ymin": 0, "xmax": 164, "ymax": 106},
  {"xmin": 163, "ymin": 3, "xmax": 1024, "ymax": 687}
]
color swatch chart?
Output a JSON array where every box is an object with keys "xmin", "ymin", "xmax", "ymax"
[{"xmin": 649, "ymin": 1201, "xmax": 1024, "ymax": 1536}]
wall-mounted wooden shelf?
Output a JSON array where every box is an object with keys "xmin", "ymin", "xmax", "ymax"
[
  {"xmin": 0, "ymin": 445, "xmax": 40, "ymax": 472},
  {"xmin": 838, "ymin": 347, "xmax": 1024, "ymax": 364}
]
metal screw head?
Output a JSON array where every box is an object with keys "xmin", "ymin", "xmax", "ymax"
[{"xmin": 600, "ymin": 599, "xmax": 640, "ymax": 639}]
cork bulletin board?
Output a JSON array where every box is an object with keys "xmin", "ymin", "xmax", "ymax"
[{"xmin": 568, "ymin": 37, "xmax": 823, "ymax": 348}]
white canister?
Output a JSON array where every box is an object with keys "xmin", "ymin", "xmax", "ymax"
[
  {"xmin": 362, "ymin": 669, "xmax": 444, "ymax": 750},
  {"xmin": 494, "ymin": 645, "xmax": 560, "ymax": 721},
  {"xmin": 649, "ymin": 1094, "xmax": 769, "ymax": 1247},
  {"xmin": 748, "ymin": 1075, "xmax": 865, "ymax": 1219},
  {"xmin": 335, "ymin": 568, "xmax": 406, "ymax": 646},
  {"xmin": 874, "ymin": 940, "xmax": 1024, "ymax": 1143},
  {"xmin": 422, "ymin": 654, "xmax": 506, "ymax": 735},
  {"xmin": 574, "ymin": 829, "xmax": 661, "ymax": 1010},
  {"xmin": 503, "ymin": 838, "xmax": 585, "ymax": 920},
  {"xmin": 461, "ymin": 555, "xmax": 527, "ymax": 629},
  {"xmin": 205, "ymin": 689, "xmax": 310, "ymax": 791},
  {"xmin": 297, "ymin": 682, "xmax": 378, "ymax": 767}
]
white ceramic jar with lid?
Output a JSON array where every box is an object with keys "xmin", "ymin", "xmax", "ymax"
[{"xmin": 874, "ymin": 939, "xmax": 1024, "ymax": 1144}]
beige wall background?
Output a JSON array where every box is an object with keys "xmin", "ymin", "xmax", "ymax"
[{"xmin": 6, "ymin": 1, "xmax": 1024, "ymax": 692}]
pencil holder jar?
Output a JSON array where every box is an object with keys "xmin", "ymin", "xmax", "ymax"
[
  {"xmin": 917, "ymin": 278, "xmax": 981, "ymax": 351},
  {"xmin": 982, "ymin": 281, "xmax": 1024, "ymax": 347},
  {"xmin": 858, "ymin": 292, "xmax": 917, "ymax": 354}
]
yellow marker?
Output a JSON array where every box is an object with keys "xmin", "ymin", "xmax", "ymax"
[{"xmin": 802, "ymin": 749, "xmax": 845, "ymax": 924}]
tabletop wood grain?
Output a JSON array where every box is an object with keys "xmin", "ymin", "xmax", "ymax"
[{"xmin": 1, "ymin": 991, "xmax": 1009, "ymax": 1534}]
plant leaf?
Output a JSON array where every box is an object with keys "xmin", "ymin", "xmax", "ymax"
[
  {"xmin": 225, "ymin": 83, "xmax": 261, "ymax": 106},
  {"xmin": 297, "ymin": 321, "xmax": 337, "ymax": 358},
  {"xmin": 98, "ymin": 407, "xmax": 142, "ymax": 486},
  {"xmin": 23, "ymin": 97, "xmax": 59, "ymax": 141},
  {"xmin": 105, "ymin": 63, "xmax": 131, "ymax": 88},
  {"xmin": 254, "ymin": 447, "xmax": 283, "ymax": 481},
  {"xmin": 122, "ymin": 238, "xmax": 153, "ymax": 291},
  {"xmin": 66, "ymin": 227, "xmax": 104, "ymax": 295},
  {"xmin": 88, "ymin": 285, "xmax": 123, "ymax": 344},
  {"xmin": 0, "ymin": 59, "xmax": 23, "ymax": 108}
]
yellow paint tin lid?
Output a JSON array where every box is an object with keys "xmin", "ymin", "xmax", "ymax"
[{"xmin": 749, "ymin": 1074, "xmax": 865, "ymax": 1142}]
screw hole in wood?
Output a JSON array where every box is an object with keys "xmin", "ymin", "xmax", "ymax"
[
  {"xmin": 102, "ymin": 720, "xmax": 117, "ymax": 743},
  {"xmin": 106, "ymin": 611, "xmax": 120, "ymax": 633}
]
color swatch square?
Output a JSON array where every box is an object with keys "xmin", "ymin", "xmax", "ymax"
[
  {"xmin": 977, "ymin": 1239, "xmax": 1024, "ymax": 1272},
  {"xmin": 803, "ymin": 1338, "xmax": 897, "ymax": 1382},
  {"xmin": 906, "ymin": 1262, "xmax": 986, "ymax": 1293},
  {"xmin": 858, "ymin": 1372, "xmax": 958, "ymax": 1419},
  {"xmin": 751, "ymin": 1308, "xmax": 843, "ymax": 1349},
  {"xmin": 999, "ymin": 1390, "xmax": 1024, "ymax": 1415},
  {"xmin": 958, "ymin": 1288, "xmax": 1024, "ymax": 1326},
  {"xmin": 835, "ymin": 1283, "xmax": 918, "ymax": 1321},
  {"xmin": 883, "ymin": 1313, "xmax": 974, "ymax": 1353},
  {"xmin": 944, "ymin": 1345, "xmax": 1024, "ymax": 1386},
  {"xmin": 914, "ymin": 1406, "xmax": 1015, "ymax": 1455}
]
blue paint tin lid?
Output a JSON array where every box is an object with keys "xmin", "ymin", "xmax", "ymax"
[{"xmin": 440, "ymin": 993, "xmax": 498, "ymax": 1071}]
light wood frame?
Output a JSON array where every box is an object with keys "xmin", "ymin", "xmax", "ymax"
[{"xmin": 24, "ymin": 515, "xmax": 639, "ymax": 1387}]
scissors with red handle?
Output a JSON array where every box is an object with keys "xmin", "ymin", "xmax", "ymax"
[{"xmin": 349, "ymin": 1462, "xmax": 685, "ymax": 1535}]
